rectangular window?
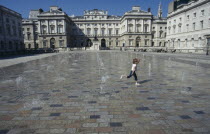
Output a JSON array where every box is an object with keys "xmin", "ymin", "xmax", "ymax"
[
  {"xmin": 116, "ymin": 29, "xmax": 119, "ymax": 35},
  {"xmin": 94, "ymin": 29, "xmax": 98, "ymax": 35},
  {"xmin": 193, "ymin": 13, "xmax": 196, "ymax": 18},
  {"xmin": 59, "ymin": 40, "xmax": 64, "ymax": 47},
  {"xmin": 87, "ymin": 29, "xmax": 91, "ymax": 35},
  {"xmin": 101, "ymin": 29, "xmax": 105, "ymax": 35},
  {"xmin": 109, "ymin": 29, "xmax": 112, "ymax": 35},
  {"xmin": 186, "ymin": 24, "xmax": 189, "ymax": 32},
  {"xmin": 43, "ymin": 41, "xmax": 47, "ymax": 48},
  {"xmin": 200, "ymin": 21, "xmax": 204, "ymax": 29},
  {"xmin": 145, "ymin": 40, "xmax": 148, "ymax": 46},
  {"xmin": 193, "ymin": 23, "xmax": 196, "ymax": 31},
  {"xmin": 187, "ymin": 15, "xmax": 190, "ymax": 20},
  {"xmin": 201, "ymin": 10, "xmax": 205, "ymax": 16}
]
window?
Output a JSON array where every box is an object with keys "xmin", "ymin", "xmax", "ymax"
[
  {"xmin": 193, "ymin": 23, "xmax": 196, "ymax": 31},
  {"xmin": 193, "ymin": 13, "xmax": 196, "ymax": 18},
  {"xmin": 109, "ymin": 29, "xmax": 112, "ymax": 35},
  {"xmin": 94, "ymin": 28, "xmax": 98, "ymax": 35},
  {"xmin": 200, "ymin": 21, "xmax": 204, "ymax": 29},
  {"xmin": 13, "ymin": 26, "xmax": 17, "ymax": 36},
  {"xmin": 144, "ymin": 24, "xmax": 148, "ymax": 32},
  {"xmin": 7, "ymin": 24, "xmax": 11, "ymax": 35},
  {"xmin": 129, "ymin": 40, "xmax": 133, "ymax": 46},
  {"xmin": 43, "ymin": 41, "xmax": 47, "ymax": 48},
  {"xmin": 191, "ymin": 38, "xmax": 194, "ymax": 47},
  {"xmin": 178, "ymin": 25, "xmax": 181, "ymax": 33},
  {"xmin": 159, "ymin": 31, "xmax": 163, "ymax": 37},
  {"xmin": 116, "ymin": 29, "xmax": 119, "ymax": 35},
  {"xmin": 186, "ymin": 24, "xmax": 189, "ymax": 32},
  {"xmin": 201, "ymin": 10, "xmax": 205, "ymax": 16},
  {"xmin": 137, "ymin": 24, "xmax": 141, "ymax": 32},
  {"xmin": 27, "ymin": 28, "xmax": 30, "ymax": 31},
  {"xmin": 101, "ymin": 28, "xmax": 105, "ymax": 35},
  {"xmin": 187, "ymin": 15, "xmax": 190, "ymax": 20},
  {"xmin": 50, "ymin": 25, "xmax": 55, "ymax": 33},
  {"xmin": 27, "ymin": 33, "xmax": 31, "ymax": 40},
  {"xmin": 87, "ymin": 28, "xmax": 91, "ymax": 35},
  {"xmin": 179, "ymin": 17, "xmax": 182, "ymax": 22},
  {"xmin": 58, "ymin": 25, "xmax": 63, "ymax": 33},
  {"xmin": 159, "ymin": 42, "xmax": 162, "ymax": 47},
  {"xmin": 42, "ymin": 25, "xmax": 47, "ymax": 34},
  {"xmin": 174, "ymin": 20, "xmax": 176, "ymax": 24},
  {"xmin": 160, "ymin": 27, "xmax": 162, "ymax": 29},
  {"xmin": 59, "ymin": 40, "xmax": 64, "ymax": 47},
  {"xmin": 145, "ymin": 40, "xmax": 148, "ymax": 46}
]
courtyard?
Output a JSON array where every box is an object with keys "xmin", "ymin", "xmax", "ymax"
[{"xmin": 0, "ymin": 51, "xmax": 210, "ymax": 134}]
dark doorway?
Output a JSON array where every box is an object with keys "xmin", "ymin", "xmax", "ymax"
[
  {"xmin": 50, "ymin": 38, "xmax": 55, "ymax": 49},
  {"xmin": 136, "ymin": 37, "xmax": 140, "ymax": 47},
  {"xmin": 86, "ymin": 39, "xmax": 92, "ymax": 47},
  {"xmin": 101, "ymin": 39, "xmax": 106, "ymax": 47}
]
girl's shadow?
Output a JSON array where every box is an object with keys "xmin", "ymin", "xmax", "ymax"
[{"xmin": 139, "ymin": 79, "xmax": 152, "ymax": 84}]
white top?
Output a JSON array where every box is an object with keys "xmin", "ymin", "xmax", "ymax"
[{"xmin": 131, "ymin": 64, "xmax": 137, "ymax": 71}]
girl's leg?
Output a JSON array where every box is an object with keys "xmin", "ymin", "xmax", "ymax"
[
  {"xmin": 133, "ymin": 71, "xmax": 138, "ymax": 81},
  {"xmin": 127, "ymin": 71, "xmax": 133, "ymax": 79},
  {"xmin": 133, "ymin": 72, "xmax": 140, "ymax": 85}
]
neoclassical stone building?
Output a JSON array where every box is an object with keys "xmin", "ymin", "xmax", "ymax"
[
  {"xmin": 72, "ymin": 5, "xmax": 167, "ymax": 50},
  {"xmin": 166, "ymin": 0, "xmax": 210, "ymax": 53},
  {"xmin": 23, "ymin": 5, "xmax": 166, "ymax": 51},
  {"xmin": 22, "ymin": 6, "xmax": 72, "ymax": 50},
  {"xmin": 0, "ymin": 5, "xmax": 24, "ymax": 55}
]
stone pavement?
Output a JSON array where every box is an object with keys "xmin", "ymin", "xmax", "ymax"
[{"xmin": 0, "ymin": 51, "xmax": 210, "ymax": 134}]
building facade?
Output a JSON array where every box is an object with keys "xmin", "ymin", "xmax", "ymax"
[
  {"xmin": 22, "ymin": 6, "xmax": 73, "ymax": 51},
  {"xmin": 166, "ymin": 0, "xmax": 210, "ymax": 53},
  {"xmin": 23, "ymin": 5, "xmax": 166, "ymax": 51},
  {"xmin": 0, "ymin": 5, "xmax": 24, "ymax": 55},
  {"xmin": 71, "ymin": 6, "xmax": 167, "ymax": 50}
]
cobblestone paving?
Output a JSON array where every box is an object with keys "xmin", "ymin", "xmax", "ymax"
[{"xmin": 0, "ymin": 51, "xmax": 210, "ymax": 134}]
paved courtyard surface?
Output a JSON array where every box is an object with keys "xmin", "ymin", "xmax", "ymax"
[{"xmin": 0, "ymin": 51, "xmax": 210, "ymax": 134}]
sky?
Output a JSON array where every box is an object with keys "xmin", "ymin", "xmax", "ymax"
[{"xmin": 0, "ymin": 0, "xmax": 172, "ymax": 18}]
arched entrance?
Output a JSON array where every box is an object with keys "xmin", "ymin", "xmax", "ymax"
[
  {"xmin": 101, "ymin": 39, "xmax": 106, "ymax": 47},
  {"xmin": 50, "ymin": 38, "xmax": 55, "ymax": 49},
  {"xmin": 136, "ymin": 37, "xmax": 140, "ymax": 47},
  {"xmin": 86, "ymin": 39, "xmax": 92, "ymax": 47}
]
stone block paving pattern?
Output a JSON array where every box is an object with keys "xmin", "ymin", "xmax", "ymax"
[{"xmin": 0, "ymin": 51, "xmax": 210, "ymax": 134}]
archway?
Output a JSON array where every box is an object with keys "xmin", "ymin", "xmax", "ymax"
[
  {"xmin": 136, "ymin": 37, "xmax": 140, "ymax": 47},
  {"xmin": 86, "ymin": 39, "xmax": 92, "ymax": 47},
  {"xmin": 101, "ymin": 39, "xmax": 106, "ymax": 47},
  {"xmin": 50, "ymin": 38, "xmax": 55, "ymax": 49}
]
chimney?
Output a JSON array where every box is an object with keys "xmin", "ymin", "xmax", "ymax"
[{"xmin": 148, "ymin": 8, "xmax": 151, "ymax": 12}]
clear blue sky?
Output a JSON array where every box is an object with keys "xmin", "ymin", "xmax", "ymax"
[{"xmin": 0, "ymin": 0, "xmax": 172, "ymax": 18}]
